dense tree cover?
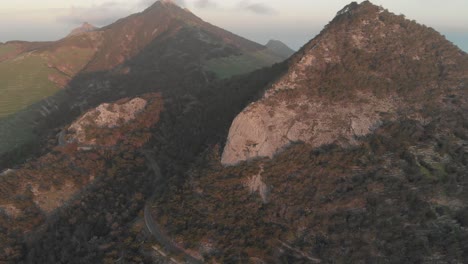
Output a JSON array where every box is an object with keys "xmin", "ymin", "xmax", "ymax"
[{"xmin": 152, "ymin": 108, "xmax": 468, "ymax": 262}]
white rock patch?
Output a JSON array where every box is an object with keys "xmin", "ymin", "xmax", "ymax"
[
  {"xmin": 67, "ymin": 98, "xmax": 147, "ymax": 145},
  {"xmin": 244, "ymin": 165, "xmax": 269, "ymax": 203},
  {"xmin": 221, "ymin": 92, "xmax": 396, "ymax": 165}
]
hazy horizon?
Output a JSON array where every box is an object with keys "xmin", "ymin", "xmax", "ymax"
[{"xmin": 0, "ymin": 0, "xmax": 467, "ymax": 52}]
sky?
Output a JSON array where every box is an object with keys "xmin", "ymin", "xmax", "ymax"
[{"xmin": 0, "ymin": 0, "xmax": 467, "ymax": 52}]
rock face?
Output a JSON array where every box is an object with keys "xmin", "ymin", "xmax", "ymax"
[
  {"xmin": 68, "ymin": 98, "xmax": 147, "ymax": 145},
  {"xmin": 221, "ymin": 1, "xmax": 468, "ymax": 165},
  {"xmin": 222, "ymin": 92, "xmax": 396, "ymax": 165}
]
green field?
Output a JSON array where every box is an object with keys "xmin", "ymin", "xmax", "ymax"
[
  {"xmin": 204, "ymin": 49, "xmax": 285, "ymax": 79},
  {"xmin": 0, "ymin": 42, "xmax": 97, "ymax": 158},
  {"xmin": 0, "ymin": 53, "xmax": 62, "ymax": 118}
]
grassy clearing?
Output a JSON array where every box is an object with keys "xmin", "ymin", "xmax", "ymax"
[
  {"xmin": 204, "ymin": 49, "xmax": 284, "ymax": 79},
  {"xmin": 0, "ymin": 53, "xmax": 61, "ymax": 118}
]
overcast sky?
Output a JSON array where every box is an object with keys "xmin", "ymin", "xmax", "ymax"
[{"xmin": 0, "ymin": 0, "xmax": 467, "ymax": 51}]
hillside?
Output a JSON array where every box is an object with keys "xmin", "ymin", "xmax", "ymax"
[
  {"xmin": 0, "ymin": 93, "xmax": 165, "ymax": 262},
  {"xmin": 148, "ymin": 1, "xmax": 468, "ymax": 262}
]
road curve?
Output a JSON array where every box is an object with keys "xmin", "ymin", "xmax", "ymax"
[{"xmin": 142, "ymin": 150, "xmax": 203, "ymax": 264}]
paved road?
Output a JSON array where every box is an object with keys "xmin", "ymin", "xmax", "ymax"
[{"xmin": 142, "ymin": 150, "xmax": 203, "ymax": 264}]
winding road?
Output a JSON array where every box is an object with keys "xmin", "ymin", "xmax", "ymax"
[{"xmin": 141, "ymin": 150, "xmax": 203, "ymax": 264}]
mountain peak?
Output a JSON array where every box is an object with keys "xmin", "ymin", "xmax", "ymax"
[
  {"xmin": 146, "ymin": 0, "xmax": 181, "ymax": 9},
  {"xmin": 68, "ymin": 22, "xmax": 97, "ymax": 36},
  {"xmin": 143, "ymin": 0, "xmax": 192, "ymax": 16},
  {"xmin": 266, "ymin": 39, "xmax": 286, "ymax": 46},
  {"xmin": 335, "ymin": 1, "xmax": 379, "ymax": 16},
  {"xmin": 161, "ymin": 0, "xmax": 178, "ymax": 4},
  {"xmin": 265, "ymin": 39, "xmax": 295, "ymax": 58}
]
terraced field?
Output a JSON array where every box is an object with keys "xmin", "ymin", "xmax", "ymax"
[
  {"xmin": 0, "ymin": 53, "xmax": 62, "ymax": 118},
  {"xmin": 204, "ymin": 49, "xmax": 285, "ymax": 79}
]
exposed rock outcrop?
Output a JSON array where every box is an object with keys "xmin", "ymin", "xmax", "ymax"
[
  {"xmin": 222, "ymin": 92, "xmax": 396, "ymax": 165},
  {"xmin": 65, "ymin": 93, "xmax": 163, "ymax": 148},
  {"xmin": 67, "ymin": 98, "xmax": 147, "ymax": 145}
]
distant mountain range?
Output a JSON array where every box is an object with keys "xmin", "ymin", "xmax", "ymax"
[{"xmin": 0, "ymin": 1, "xmax": 466, "ymax": 263}]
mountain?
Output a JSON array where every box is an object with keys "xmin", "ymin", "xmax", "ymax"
[
  {"xmin": 222, "ymin": 1, "xmax": 468, "ymax": 165},
  {"xmin": 0, "ymin": 0, "xmax": 285, "ymax": 118},
  {"xmin": 0, "ymin": 0, "xmax": 288, "ymax": 167},
  {"xmin": 266, "ymin": 39, "xmax": 295, "ymax": 58},
  {"xmin": 146, "ymin": 1, "xmax": 468, "ymax": 262},
  {"xmin": 68, "ymin": 22, "xmax": 97, "ymax": 36}
]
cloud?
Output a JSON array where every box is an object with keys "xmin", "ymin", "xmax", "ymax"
[
  {"xmin": 138, "ymin": 0, "xmax": 157, "ymax": 8},
  {"xmin": 194, "ymin": 0, "xmax": 217, "ymax": 9},
  {"xmin": 138, "ymin": 0, "xmax": 186, "ymax": 8},
  {"xmin": 174, "ymin": 0, "xmax": 186, "ymax": 6},
  {"xmin": 57, "ymin": 0, "xmax": 189, "ymax": 27},
  {"xmin": 237, "ymin": 1, "xmax": 276, "ymax": 15},
  {"xmin": 56, "ymin": 2, "xmax": 131, "ymax": 26}
]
